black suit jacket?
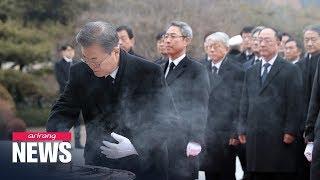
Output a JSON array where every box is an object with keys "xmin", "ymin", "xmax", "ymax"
[
  {"xmin": 298, "ymin": 52, "xmax": 320, "ymax": 141},
  {"xmin": 54, "ymin": 59, "xmax": 71, "ymax": 93},
  {"xmin": 239, "ymin": 56, "xmax": 303, "ymax": 172},
  {"xmin": 205, "ymin": 58, "xmax": 244, "ymax": 135},
  {"xmin": 200, "ymin": 57, "xmax": 244, "ymax": 171},
  {"xmin": 162, "ymin": 56, "xmax": 210, "ymax": 147},
  {"xmin": 47, "ymin": 50, "xmax": 178, "ymax": 179},
  {"xmin": 154, "ymin": 56, "xmax": 168, "ymax": 66},
  {"xmin": 236, "ymin": 52, "xmax": 254, "ymax": 64},
  {"xmin": 128, "ymin": 48, "xmax": 144, "ymax": 59}
]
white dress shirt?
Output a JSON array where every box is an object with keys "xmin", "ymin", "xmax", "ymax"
[
  {"xmin": 292, "ymin": 58, "xmax": 300, "ymax": 64},
  {"xmin": 261, "ymin": 54, "xmax": 277, "ymax": 76},
  {"xmin": 211, "ymin": 59, "xmax": 223, "ymax": 74},
  {"xmin": 106, "ymin": 67, "xmax": 119, "ymax": 79},
  {"xmin": 63, "ymin": 57, "xmax": 73, "ymax": 63},
  {"xmin": 165, "ymin": 54, "xmax": 186, "ymax": 77}
]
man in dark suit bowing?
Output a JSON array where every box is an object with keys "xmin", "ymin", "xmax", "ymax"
[
  {"xmin": 238, "ymin": 27, "xmax": 303, "ymax": 180},
  {"xmin": 47, "ymin": 21, "xmax": 178, "ymax": 180},
  {"xmin": 162, "ymin": 21, "xmax": 210, "ymax": 180},
  {"xmin": 200, "ymin": 32, "xmax": 244, "ymax": 180}
]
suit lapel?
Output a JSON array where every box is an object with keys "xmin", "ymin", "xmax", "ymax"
[
  {"xmin": 210, "ymin": 73, "xmax": 222, "ymax": 90},
  {"xmin": 259, "ymin": 57, "xmax": 284, "ymax": 94},
  {"xmin": 204, "ymin": 59, "xmax": 212, "ymax": 72},
  {"xmin": 166, "ymin": 56, "xmax": 188, "ymax": 85},
  {"xmin": 212, "ymin": 58, "xmax": 229, "ymax": 88},
  {"xmin": 61, "ymin": 60, "xmax": 70, "ymax": 77},
  {"xmin": 94, "ymin": 50, "xmax": 137, "ymax": 113},
  {"xmin": 218, "ymin": 58, "xmax": 231, "ymax": 77},
  {"xmin": 162, "ymin": 61, "xmax": 168, "ymax": 74}
]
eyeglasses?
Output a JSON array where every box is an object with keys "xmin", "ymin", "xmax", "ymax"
[
  {"xmin": 258, "ymin": 38, "xmax": 275, "ymax": 44},
  {"xmin": 81, "ymin": 54, "xmax": 110, "ymax": 68},
  {"xmin": 207, "ymin": 43, "xmax": 225, "ymax": 49},
  {"xmin": 163, "ymin": 33, "xmax": 185, "ymax": 39}
]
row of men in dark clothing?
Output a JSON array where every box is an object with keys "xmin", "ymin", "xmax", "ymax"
[
  {"xmin": 47, "ymin": 21, "xmax": 320, "ymax": 180},
  {"xmin": 119, "ymin": 23, "xmax": 319, "ymax": 180}
]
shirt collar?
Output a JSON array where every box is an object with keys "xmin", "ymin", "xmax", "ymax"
[
  {"xmin": 245, "ymin": 50, "xmax": 252, "ymax": 56},
  {"xmin": 262, "ymin": 54, "xmax": 277, "ymax": 67},
  {"xmin": 212, "ymin": 59, "xmax": 223, "ymax": 69},
  {"xmin": 169, "ymin": 54, "xmax": 186, "ymax": 66},
  {"xmin": 254, "ymin": 55, "xmax": 261, "ymax": 61},
  {"xmin": 292, "ymin": 58, "xmax": 300, "ymax": 64},
  {"xmin": 63, "ymin": 57, "xmax": 72, "ymax": 63},
  {"xmin": 106, "ymin": 67, "xmax": 119, "ymax": 79}
]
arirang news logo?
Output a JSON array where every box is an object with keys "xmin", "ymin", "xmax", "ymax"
[{"xmin": 12, "ymin": 132, "xmax": 72, "ymax": 163}]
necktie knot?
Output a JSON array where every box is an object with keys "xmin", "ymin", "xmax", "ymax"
[
  {"xmin": 169, "ymin": 62, "xmax": 175, "ymax": 70},
  {"xmin": 212, "ymin": 66, "xmax": 218, "ymax": 74},
  {"xmin": 105, "ymin": 75, "xmax": 115, "ymax": 85},
  {"xmin": 165, "ymin": 62, "xmax": 175, "ymax": 78},
  {"xmin": 263, "ymin": 63, "xmax": 271, "ymax": 69},
  {"xmin": 261, "ymin": 63, "xmax": 271, "ymax": 85}
]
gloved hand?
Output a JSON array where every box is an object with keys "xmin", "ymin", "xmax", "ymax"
[
  {"xmin": 100, "ymin": 132, "xmax": 138, "ymax": 159},
  {"xmin": 186, "ymin": 142, "xmax": 202, "ymax": 157},
  {"xmin": 304, "ymin": 142, "xmax": 313, "ymax": 162}
]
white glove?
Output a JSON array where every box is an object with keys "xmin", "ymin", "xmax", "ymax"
[
  {"xmin": 186, "ymin": 142, "xmax": 202, "ymax": 157},
  {"xmin": 304, "ymin": 142, "xmax": 313, "ymax": 162},
  {"xmin": 100, "ymin": 132, "xmax": 138, "ymax": 159}
]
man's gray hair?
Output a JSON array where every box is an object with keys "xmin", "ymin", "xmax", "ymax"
[
  {"xmin": 205, "ymin": 32, "xmax": 230, "ymax": 47},
  {"xmin": 168, "ymin": 21, "xmax": 193, "ymax": 38},
  {"xmin": 76, "ymin": 21, "xmax": 119, "ymax": 53},
  {"xmin": 303, "ymin": 24, "xmax": 320, "ymax": 36}
]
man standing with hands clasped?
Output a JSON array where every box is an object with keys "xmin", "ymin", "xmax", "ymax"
[
  {"xmin": 162, "ymin": 21, "xmax": 210, "ymax": 180},
  {"xmin": 238, "ymin": 27, "xmax": 303, "ymax": 180}
]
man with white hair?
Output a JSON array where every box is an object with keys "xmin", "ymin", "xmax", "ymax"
[{"xmin": 200, "ymin": 32, "xmax": 244, "ymax": 180}]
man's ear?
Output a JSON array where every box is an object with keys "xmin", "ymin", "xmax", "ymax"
[
  {"xmin": 225, "ymin": 46, "xmax": 230, "ymax": 53},
  {"xmin": 113, "ymin": 46, "xmax": 120, "ymax": 55},
  {"xmin": 184, "ymin": 37, "xmax": 192, "ymax": 46}
]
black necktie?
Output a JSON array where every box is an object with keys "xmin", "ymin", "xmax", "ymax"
[
  {"xmin": 212, "ymin": 66, "xmax": 218, "ymax": 74},
  {"xmin": 254, "ymin": 59, "xmax": 260, "ymax": 65},
  {"xmin": 105, "ymin": 75, "xmax": 115, "ymax": 85},
  {"xmin": 166, "ymin": 62, "xmax": 175, "ymax": 77},
  {"xmin": 246, "ymin": 54, "xmax": 253, "ymax": 61},
  {"xmin": 261, "ymin": 63, "xmax": 271, "ymax": 85}
]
